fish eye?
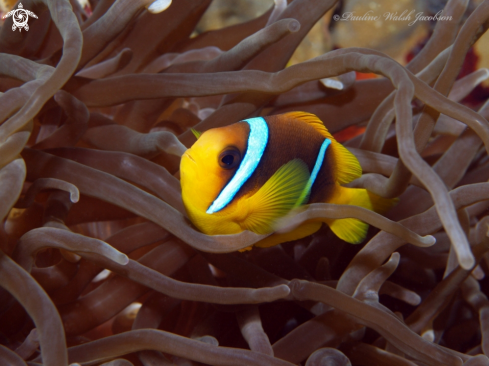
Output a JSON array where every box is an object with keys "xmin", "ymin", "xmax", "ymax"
[{"xmin": 218, "ymin": 149, "xmax": 241, "ymax": 169}]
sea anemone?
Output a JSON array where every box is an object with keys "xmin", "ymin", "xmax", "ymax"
[{"xmin": 1, "ymin": 0, "xmax": 489, "ymax": 365}]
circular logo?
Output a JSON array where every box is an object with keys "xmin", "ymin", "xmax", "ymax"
[{"xmin": 2, "ymin": 3, "xmax": 38, "ymax": 32}]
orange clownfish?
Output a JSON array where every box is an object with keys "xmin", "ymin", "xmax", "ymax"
[{"xmin": 180, "ymin": 112, "xmax": 396, "ymax": 249}]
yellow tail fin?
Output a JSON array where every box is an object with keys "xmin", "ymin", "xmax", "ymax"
[{"xmin": 324, "ymin": 186, "xmax": 398, "ymax": 244}]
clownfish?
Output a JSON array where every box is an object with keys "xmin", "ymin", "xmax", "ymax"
[{"xmin": 180, "ymin": 112, "xmax": 396, "ymax": 249}]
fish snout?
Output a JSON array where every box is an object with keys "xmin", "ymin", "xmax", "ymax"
[{"xmin": 183, "ymin": 151, "xmax": 197, "ymax": 164}]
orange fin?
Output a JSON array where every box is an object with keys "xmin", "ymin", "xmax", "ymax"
[
  {"xmin": 323, "ymin": 185, "xmax": 398, "ymax": 244},
  {"xmin": 282, "ymin": 112, "xmax": 362, "ymax": 184},
  {"xmin": 367, "ymin": 191, "xmax": 399, "ymax": 215},
  {"xmin": 324, "ymin": 217, "xmax": 369, "ymax": 244},
  {"xmin": 253, "ymin": 222, "xmax": 322, "ymax": 248}
]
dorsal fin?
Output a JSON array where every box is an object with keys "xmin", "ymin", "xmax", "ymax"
[
  {"xmin": 282, "ymin": 112, "xmax": 362, "ymax": 184},
  {"xmin": 282, "ymin": 112, "xmax": 335, "ymax": 140}
]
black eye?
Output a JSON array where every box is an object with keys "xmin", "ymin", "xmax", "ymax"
[{"xmin": 219, "ymin": 149, "xmax": 241, "ymax": 169}]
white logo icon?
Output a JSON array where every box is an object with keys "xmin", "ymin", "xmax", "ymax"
[{"xmin": 2, "ymin": 3, "xmax": 38, "ymax": 32}]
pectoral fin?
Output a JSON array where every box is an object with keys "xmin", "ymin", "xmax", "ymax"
[{"xmin": 241, "ymin": 159, "xmax": 310, "ymax": 234}]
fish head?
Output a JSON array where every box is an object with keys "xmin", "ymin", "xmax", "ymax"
[{"xmin": 180, "ymin": 122, "xmax": 249, "ymax": 216}]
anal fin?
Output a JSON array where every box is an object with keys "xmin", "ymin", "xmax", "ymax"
[
  {"xmin": 321, "ymin": 185, "xmax": 398, "ymax": 244},
  {"xmin": 254, "ymin": 221, "xmax": 322, "ymax": 248},
  {"xmin": 324, "ymin": 217, "xmax": 369, "ymax": 244}
]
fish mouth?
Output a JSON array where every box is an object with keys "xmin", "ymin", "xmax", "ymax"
[{"xmin": 184, "ymin": 152, "xmax": 196, "ymax": 164}]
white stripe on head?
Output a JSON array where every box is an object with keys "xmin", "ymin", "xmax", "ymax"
[{"xmin": 206, "ymin": 117, "xmax": 269, "ymax": 214}]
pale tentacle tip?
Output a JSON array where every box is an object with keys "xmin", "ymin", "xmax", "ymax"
[
  {"xmin": 389, "ymin": 252, "xmax": 400, "ymax": 263},
  {"xmin": 420, "ymin": 235, "xmax": 436, "ymax": 247},
  {"xmin": 279, "ymin": 284, "xmax": 291, "ymax": 296},
  {"xmin": 320, "ymin": 77, "xmax": 344, "ymax": 90},
  {"xmin": 115, "ymin": 253, "xmax": 129, "ymax": 265},
  {"xmin": 147, "ymin": 0, "xmax": 172, "ymax": 13},
  {"xmin": 288, "ymin": 19, "xmax": 301, "ymax": 32},
  {"xmin": 410, "ymin": 294, "xmax": 422, "ymax": 306},
  {"xmin": 29, "ymin": 328, "xmax": 38, "ymax": 340},
  {"xmin": 460, "ymin": 254, "xmax": 476, "ymax": 271},
  {"xmin": 421, "ymin": 329, "xmax": 435, "ymax": 342},
  {"xmin": 70, "ymin": 191, "xmax": 80, "ymax": 203}
]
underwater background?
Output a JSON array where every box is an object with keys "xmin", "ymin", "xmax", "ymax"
[{"xmin": 1, "ymin": 0, "xmax": 489, "ymax": 365}]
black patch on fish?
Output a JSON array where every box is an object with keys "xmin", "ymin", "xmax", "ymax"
[{"xmin": 233, "ymin": 114, "xmax": 336, "ymax": 204}]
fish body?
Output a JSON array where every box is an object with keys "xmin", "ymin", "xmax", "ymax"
[{"xmin": 180, "ymin": 112, "xmax": 395, "ymax": 249}]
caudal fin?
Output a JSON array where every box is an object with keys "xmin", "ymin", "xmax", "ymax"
[{"xmin": 324, "ymin": 186, "xmax": 398, "ymax": 244}]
